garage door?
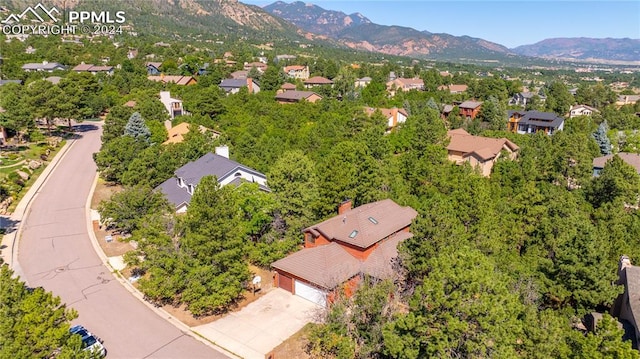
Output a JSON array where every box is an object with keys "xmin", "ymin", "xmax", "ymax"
[
  {"xmin": 294, "ymin": 280, "xmax": 326, "ymax": 306},
  {"xmin": 278, "ymin": 273, "xmax": 293, "ymax": 293}
]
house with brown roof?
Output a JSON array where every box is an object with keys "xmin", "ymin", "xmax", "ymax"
[
  {"xmin": 243, "ymin": 62, "xmax": 268, "ymax": 73},
  {"xmin": 275, "ymin": 90, "xmax": 322, "ymax": 104},
  {"xmin": 272, "ymin": 199, "xmax": 418, "ymax": 306},
  {"xmin": 283, "ymin": 65, "xmax": 310, "ymax": 80},
  {"xmin": 363, "ymin": 107, "xmax": 409, "ymax": 132},
  {"xmin": 279, "ymin": 83, "xmax": 297, "ymax": 92},
  {"xmin": 459, "ymin": 100, "xmax": 483, "ymax": 119},
  {"xmin": 304, "ymin": 76, "xmax": 333, "ymax": 88},
  {"xmin": 230, "ymin": 70, "xmax": 248, "ymax": 79},
  {"xmin": 611, "ymin": 256, "xmax": 640, "ymax": 350},
  {"xmin": 438, "ymin": 84, "xmax": 468, "ymax": 94},
  {"xmin": 148, "ymin": 75, "xmax": 197, "ymax": 86},
  {"xmin": 72, "ymin": 63, "xmax": 114, "ymax": 75},
  {"xmin": 163, "ymin": 122, "xmax": 218, "ymax": 145},
  {"xmin": 386, "ymin": 78, "xmax": 424, "ymax": 96},
  {"xmin": 593, "ymin": 153, "xmax": 640, "ymax": 176},
  {"xmin": 447, "ymin": 128, "xmax": 519, "ymax": 177},
  {"xmin": 617, "ymin": 95, "xmax": 640, "ymax": 107}
]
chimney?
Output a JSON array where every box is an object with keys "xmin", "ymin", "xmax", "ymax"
[
  {"xmin": 247, "ymin": 78, "xmax": 253, "ymax": 93},
  {"xmin": 618, "ymin": 255, "xmax": 632, "ymax": 284},
  {"xmin": 338, "ymin": 199, "xmax": 352, "ymax": 215},
  {"xmin": 215, "ymin": 145, "xmax": 229, "ymax": 159}
]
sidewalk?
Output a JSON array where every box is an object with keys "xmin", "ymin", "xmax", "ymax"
[{"xmin": 0, "ymin": 139, "xmax": 75, "ymax": 280}]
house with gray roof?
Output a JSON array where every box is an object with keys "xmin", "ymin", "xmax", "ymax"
[
  {"xmin": 508, "ymin": 110, "xmax": 565, "ymax": 135},
  {"xmin": 219, "ymin": 78, "xmax": 260, "ymax": 94},
  {"xmin": 156, "ymin": 148, "xmax": 269, "ymax": 213},
  {"xmin": 272, "ymin": 199, "xmax": 417, "ymax": 306},
  {"xmin": 21, "ymin": 61, "xmax": 66, "ymax": 72},
  {"xmin": 0, "ymin": 80, "xmax": 22, "ymax": 86},
  {"xmin": 509, "ymin": 91, "xmax": 546, "ymax": 107}
]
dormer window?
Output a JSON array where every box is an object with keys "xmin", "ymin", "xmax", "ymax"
[
  {"xmin": 177, "ymin": 177, "xmax": 185, "ymax": 187},
  {"xmin": 187, "ymin": 184, "xmax": 194, "ymax": 195}
]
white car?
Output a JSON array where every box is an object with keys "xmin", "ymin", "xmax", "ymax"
[{"xmin": 69, "ymin": 325, "xmax": 106, "ymax": 357}]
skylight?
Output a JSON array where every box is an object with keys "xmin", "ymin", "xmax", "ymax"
[
  {"xmin": 349, "ymin": 230, "xmax": 358, "ymax": 238},
  {"xmin": 368, "ymin": 216, "xmax": 378, "ymax": 224}
]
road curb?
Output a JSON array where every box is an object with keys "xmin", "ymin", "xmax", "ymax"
[
  {"xmin": 84, "ymin": 174, "xmax": 242, "ymax": 359},
  {"xmin": 1, "ymin": 137, "xmax": 76, "ymax": 281}
]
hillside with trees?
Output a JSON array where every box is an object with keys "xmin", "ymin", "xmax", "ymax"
[{"xmin": 1, "ymin": 28, "xmax": 640, "ymax": 355}]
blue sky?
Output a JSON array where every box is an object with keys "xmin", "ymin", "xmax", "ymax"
[{"xmin": 242, "ymin": 1, "xmax": 640, "ymax": 48}]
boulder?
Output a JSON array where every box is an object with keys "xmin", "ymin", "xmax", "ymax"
[
  {"xmin": 16, "ymin": 170, "xmax": 29, "ymax": 181},
  {"xmin": 28, "ymin": 160, "xmax": 42, "ymax": 170}
]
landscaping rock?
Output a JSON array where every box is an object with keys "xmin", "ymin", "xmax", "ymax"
[
  {"xmin": 28, "ymin": 160, "xmax": 42, "ymax": 169},
  {"xmin": 0, "ymin": 197, "xmax": 13, "ymax": 215},
  {"xmin": 16, "ymin": 170, "xmax": 29, "ymax": 181}
]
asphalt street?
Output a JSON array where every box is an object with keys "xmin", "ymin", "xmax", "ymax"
[{"xmin": 17, "ymin": 123, "xmax": 229, "ymax": 358}]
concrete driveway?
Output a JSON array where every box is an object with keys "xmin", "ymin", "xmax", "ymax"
[{"xmin": 194, "ymin": 288, "xmax": 322, "ymax": 359}]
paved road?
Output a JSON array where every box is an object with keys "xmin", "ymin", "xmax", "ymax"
[{"xmin": 18, "ymin": 123, "xmax": 229, "ymax": 359}]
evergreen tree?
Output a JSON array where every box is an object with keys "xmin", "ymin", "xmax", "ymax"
[
  {"xmin": 0, "ymin": 265, "xmax": 86, "ymax": 358},
  {"xmin": 477, "ymin": 96, "xmax": 506, "ymax": 130},
  {"xmin": 124, "ymin": 112, "xmax": 151, "ymax": 142},
  {"xmin": 593, "ymin": 120, "xmax": 612, "ymax": 155}
]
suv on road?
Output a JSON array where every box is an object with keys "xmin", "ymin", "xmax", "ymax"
[{"xmin": 69, "ymin": 325, "xmax": 106, "ymax": 357}]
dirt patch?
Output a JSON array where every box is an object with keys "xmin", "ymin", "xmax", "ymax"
[
  {"xmin": 94, "ymin": 226, "xmax": 135, "ymax": 257},
  {"xmin": 271, "ymin": 322, "xmax": 314, "ymax": 359},
  {"xmin": 91, "ymin": 178, "xmax": 122, "ymax": 209},
  {"xmin": 158, "ymin": 265, "xmax": 276, "ymax": 326}
]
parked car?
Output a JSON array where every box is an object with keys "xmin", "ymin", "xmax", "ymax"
[{"xmin": 69, "ymin": 325, "xmax": 106, "ymax": 357}]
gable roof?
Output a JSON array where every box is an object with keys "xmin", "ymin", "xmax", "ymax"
[
  {"xmin": 73, "ymin": 64, "xmax": 113, "ymax": 72},
  {"xmin": 280, "ymin": 83, "xmax": 296, "ymax": 90},
  {"xmin": 593, "ymin": 153, "xmax": 640, "ymax": 172},
  {"xmin": 148, "ymin": 75, "xmax": 196, "ymax": 85},
  {"xmin": 21, "ymin": 62, "xmax": 65, "ymax": 71},
  {"xmin": 570, "ymin": 104, "xmax": 599, "ymax": 112},
  {"xmin": 361, "ymin": 232, "xmax": 412, "ymax": 279},
  {"xmin": 304, "ymin": 76, "xmax": 333, "ymax": 85},
  {"xmin": 157, "ymin": 152, "xmax": 268, "ymax": 208},
  {"xmin": 163, "ymin": 122, "xmax": 213, "ymax": 145},
  {"xmin": 623, "ymin": 265, "xmax": 640, "ymax": 335},
  {"xmin": 304, "ymin": 199, "xmax": 417, "ymax": 249},
  {"xmin": 520, "ymin": 110, "xmax": 565, "ymax": 128},
  {"xmin": 230, "ymin": 70, "xmax": 248, "ymax": 79},
  {"xmin": 275, "ymin": 90, "xmax": 320, "ymax": 101},
  {"xmin": 272, "ymin": 242, "xmax": 361, "ymax": 289},
  {"xmin": 219, "ymin": 78, "xmax": 256, "ymax": 90},
  {"xmin": 363, "ymin": 107, "xmax": 409, "ymax": 119},
  {"xmin": 447, "ymin": 128, "xmax": 519, "ymax": 161},
  {"xmin": 284, "ymin": 65, "xmax": 306, "ymax": 72},
  {"xmin": 146, "ymin": 62, "xmax": 162, "ymax": 69}
]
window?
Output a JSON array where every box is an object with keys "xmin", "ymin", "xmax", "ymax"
[
  {"xmin": 188, "ymin": 184, "xmax": 194, "ymax": 195},
  {"xmin": 177, "ymin": 177, "xmax": 184, "ymax": 187},
  {"xmin": 349, "ymin": 230, "xmax": 358, "ymax": 238},
  {"xmin": 368, "ymin": 217, "xmax": 378, "ymax": 224}
]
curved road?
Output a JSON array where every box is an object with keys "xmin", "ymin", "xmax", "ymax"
[{"xmin": 18, "ymin": 123, "xmax": 229, "ymax": 358}]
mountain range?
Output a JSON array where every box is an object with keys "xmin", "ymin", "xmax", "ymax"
[
  {"xmin": 2, "ymin": 0, "xmax": 637, "ymax": 64},
  {"xmin": 262, "ymin": 1, "xmax": 639, "ymax": 64}
]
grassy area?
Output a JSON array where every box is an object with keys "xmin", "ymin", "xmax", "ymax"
[{"xmin": 4, "ymin": 140, "xmax": 67, "ymax": 213}]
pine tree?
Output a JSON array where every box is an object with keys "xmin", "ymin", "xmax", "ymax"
[
  {"xmin": 593, "ymin": 120, "xmax": 612, "ymax": 155},
  {"xmin": 124, "ymin": 112, "xmax": 151, "ymax": 142}
]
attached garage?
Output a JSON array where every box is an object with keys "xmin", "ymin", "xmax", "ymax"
[
  {"xmin": 294, "ymin": 280, "xmax": 327, "ymax": 307},
  {"xmin": 277, "ymin": 273, "xmax": 293, "ymax": 293}
]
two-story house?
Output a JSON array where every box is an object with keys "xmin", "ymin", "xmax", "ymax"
[
  {"xmin": 508, "ymin": 92, "xmax": 546, "ymax": 107},
  {"xmin": 156, "ymin": 149, "xmax": 269, "ymax": 213},
  {"xmin": 459, "ymin": 100, "xmax": 483, "ymax": 119},
  {"xmin": 148, "ymin": 75, "xmax": 197, "ymax": 86},
  {"xmin": 386, "ymin": 78, "xmax": 424, "ymax": 96},
  {"xmin": 243, "ymin": 62, "xmax": 268, "ymax": 73},
  {"xmin": 508, "ymin": 110, "xmax": 565, "ymax": 135},
  {"xmin": 446, "ymin": 128, "xmax": 519, "ymax": 177},
  {"xmin": 304, "ymin": 76, "xmax": 333, "ymax": 89},
  {"xmin": 272, "ymin": 199, "xmax": 418, "ymax": 306},
  {"xmin": 219, "ymin": 78, "xmax": 261, "ymax": 94},
  {"xmin": 159, "ymin": 91, "xmax": 184, "ymax": 119},
  {"xmin": 283, "ymin": 65, "xmax": 310, "ymax": 80}
]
